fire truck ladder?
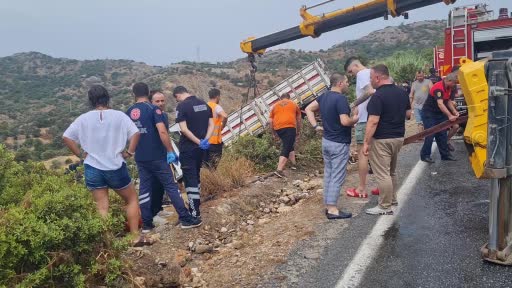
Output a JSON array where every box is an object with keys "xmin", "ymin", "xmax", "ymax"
[{"xmin": 450, "ymin": 7, "xmax": 469, "ymax": 68}]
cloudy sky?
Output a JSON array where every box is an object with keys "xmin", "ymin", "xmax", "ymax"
[{"xmin": 0, "ymin": 0, "xmax": 510, "ymax": 65}]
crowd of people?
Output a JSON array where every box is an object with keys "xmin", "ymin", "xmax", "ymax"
[
  {"xmin": 272, "ymin": 56, "xmax": 460, "ymax": 219},
  {"xmin": 62, "ymin": 57, "xmax": 461, "ymax": 243},
  {"xmin": 63, "ymin": 83, "xmax": 228, "ymax": 246}
]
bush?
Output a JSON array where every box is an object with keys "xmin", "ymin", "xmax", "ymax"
[
  {"xmin": 0, "ymin": 145, "xmax": 129, "ymax": 287},
  {"xmin": 228, "ymin": 132, "xmax": 279, "ymax": 172},
  {"xmin": 200, "ymin": 155, "xmax": 255, "ymax": 199}
]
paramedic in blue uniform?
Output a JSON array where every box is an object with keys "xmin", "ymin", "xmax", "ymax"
[
  {"xmin": 126, "ymin": 83, "xmax": 201, "ymax": 231},
  {"xmin": 173, "ymin": 86, "xmax": 214, "ymax": 220}
]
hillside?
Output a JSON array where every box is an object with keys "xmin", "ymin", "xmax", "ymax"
[{"xmin": 0, "ymin": 20, "xmax": 445, "ymax": 161}]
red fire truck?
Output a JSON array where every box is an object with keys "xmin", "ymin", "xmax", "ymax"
[{"xmin": 435, "ymin": 3, "xmax": 512, "ymax": 76}]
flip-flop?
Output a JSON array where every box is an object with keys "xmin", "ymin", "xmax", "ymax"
[
  {"xmin": 346, "ymin": 188, "xmax": 368, "ymax": 198},
  {"xmin": 132, "ymin": 236, "xmax": 154, "ymax": 247}
]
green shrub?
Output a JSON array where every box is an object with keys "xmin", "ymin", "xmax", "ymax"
[
  {"xmin": 0, "ymin": 145, "xmax": 128, "ymax": 287},
  {"xmin": 227, "ymin": 131, "xmax": 279, "ymax": 172}
]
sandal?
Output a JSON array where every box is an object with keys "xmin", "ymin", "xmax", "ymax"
[
  {"xmin": 346, "ymin": 188, "xmax": 368, "ymax": 198},
  {"xmin": 132, "ymin": 235, "xmax": 155, "ymax": 247}
]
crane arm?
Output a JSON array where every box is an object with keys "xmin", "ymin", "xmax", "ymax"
[{"xmin": 240, "ymin": 0, "xmax": 456, "ymax": 55}]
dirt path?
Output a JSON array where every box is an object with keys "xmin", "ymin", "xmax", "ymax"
[{"xmin": 126, "ymin": 120, "xmax": 420, "ymax": 287}]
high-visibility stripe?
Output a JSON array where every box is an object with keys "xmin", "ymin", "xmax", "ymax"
[
  {"xmin": 139, "ymin": 198, "xmax": 150, "ymax": 204},
  {"xmin": 187, "ymin": 193, "xmax": 201, "ymax": 199},
  {"xmin": 139, "ymin": 193, "xmax": 149, "ymax": 200},
  {"xmin": 186, "ymin": 187, "xmax": 199, "ymax": 193}
]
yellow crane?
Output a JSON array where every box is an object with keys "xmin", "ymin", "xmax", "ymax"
[{"xmin": 240, "ymin": 0, "xmax": 456, "ymax": 56}]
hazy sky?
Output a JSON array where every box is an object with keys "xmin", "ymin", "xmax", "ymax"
[{"xmin": 1, "ymin": 0, "xmax": 510, "ymax": 65}]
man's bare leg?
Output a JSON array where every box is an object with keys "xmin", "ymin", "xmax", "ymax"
[
  {"xmin": 356, "ymin": 144, "xmax": 368, "ymax": 194},
  {"xmin": 277, "ymin": 156, "xmax": 288, "ymax": 171}
]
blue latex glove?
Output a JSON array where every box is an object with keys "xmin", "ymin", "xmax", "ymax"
[
  {"xmin": 167, "ymin": 152, "xmax": 179, "ymax": 164},
  {"xmin": 199, "ymin": 138, "xmax": 210, "ymax": 150}
]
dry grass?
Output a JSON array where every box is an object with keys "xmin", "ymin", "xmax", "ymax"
[{"xmin": 201, "ymin": 155, "xmax": 254, "ymax": 199}]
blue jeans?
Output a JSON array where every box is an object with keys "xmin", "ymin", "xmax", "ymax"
[
  {"xmin": 322, "ymin": 138, "xmax": 350, "ymax": 205},
  {"xmin": 84, "ymin": 162, "xmax": 131, "ymax": 191},
  {"xmin": 136, "ymin": 160, "xmax": 191, "ymax": 229},
  {"xmin": 420, "ymin": 111, "xmax": 450, "ymax": 160}
]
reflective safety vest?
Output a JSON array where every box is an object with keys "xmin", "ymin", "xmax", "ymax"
[{"xmin": 208, "ymin": 101, "xmax": 223, "ymax": 144}]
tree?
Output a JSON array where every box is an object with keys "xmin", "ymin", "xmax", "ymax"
[{"xmin": 384, "ymin": 50, "xmax": 431, "ymax": 83}]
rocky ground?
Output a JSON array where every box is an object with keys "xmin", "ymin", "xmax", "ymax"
[{"xmin": 125, "ymin": 120, "xmax": 420, "ymax": 287}]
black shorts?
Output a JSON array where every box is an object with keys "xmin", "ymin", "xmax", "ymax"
[{"xmin": 276, "ymin": 127, "xmax": 296, "ymax": 158}]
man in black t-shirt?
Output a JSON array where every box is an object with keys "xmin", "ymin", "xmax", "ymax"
[
  {"xmin": 427, "ymin": 67, "xmax": 442, "ymax": 84},
  {"xmin": 174, "ymin": 86, "xmax": 213, "ymax": 219},
  {"xmin": 363, "ymin": 64, "xmax": 411, "ymax": 216}
]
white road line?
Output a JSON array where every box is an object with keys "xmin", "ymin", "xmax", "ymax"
[{"xmin": 335, "ymin": 145, "xmax": 434, "ymax": 288}]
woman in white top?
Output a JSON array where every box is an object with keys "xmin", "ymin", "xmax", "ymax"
[{"xmin": 63, "ymin": 85, "xmax": 150, "ymax": 246}]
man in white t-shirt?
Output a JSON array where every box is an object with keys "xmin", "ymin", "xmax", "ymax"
[
  {"xmin": 63, "ymin": 85, "xmax": 150, "ymax": 246},
  {"xmin": 344, "ymin": 57, "xmax": 378, "ymax": 198}
]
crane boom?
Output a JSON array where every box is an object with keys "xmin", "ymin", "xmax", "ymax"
[{"xmin": 241, "ymin": 0, "xmax": 456, "ymax": 55}]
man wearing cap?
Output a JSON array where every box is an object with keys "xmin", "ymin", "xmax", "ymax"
[{"xmin": 174, "ymin": 86, "xmax": 214, "ymax": 219}]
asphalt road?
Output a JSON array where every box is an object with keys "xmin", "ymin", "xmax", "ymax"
[{"xmin": 263, "ymin": 141, "xmax": 512, "ymax": 288}]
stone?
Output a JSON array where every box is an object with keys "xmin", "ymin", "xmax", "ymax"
[
  {"xmin": 246, "ymin": 220, "xmax": 255, "ymax": 225},
  {"xmin": 263, "ymin": 208, "xmax": 271, "ymax": 213},
  {"xmin": 195, "ymin": 245, "xmax": 213, "ymax": 254},
  {"xmin": 259, "ymin": 202, "xmax": 266, "ymax": 207},
  {"xmin": 279, "ymin": 196, "xmax": 290, "ymax": 204},
  {"xmin": 188, "ymin": 242, "xmax": 195, "ymax": 250},
  {"xmin": 134, "ymin": 277, "xmax": 145, "ymax": 287},
  {"xmin": 191, "ymin": 267, "xmax": 199, "ymax": 274},
  {"xmin": 220, "ymin": 227, "xmax": 228, "ymax": 233},
  {"xmin": 232, "ymin": 241, "xmax": 243, "ymax": 249},
  {"xmin": 316, "ymin": 189, "xmax": 324, "ymax": 194},
  {"xmin": 258, "ymin": 218, "xmax": 271, "ymax": 225},
  {"xmin": 246, "ymin": 225, "xmax": 254, "ymax": 232},
  {"xmin": 175, "ymin": 249, "xmax": 191, "ymax": 267},
  {"xmin": 292, "ymin": 180, "xmax": 304, "ymax": 187},
  {"xmin": 277, "ymin": 206, "xmax": 292, "ymax": 213}
]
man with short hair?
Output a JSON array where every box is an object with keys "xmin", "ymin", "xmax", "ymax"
[
  {"xmin": 148, "ymin": 90, "xmax": 172, "ymax": 219},
  {"xmin": 420, "ymin": 73, "xmax": 459, "ymax": 163},
  {"xmin": 269, "ymin": 93, "xmax": 302, "ymax": 178},
  {"xmin": 305, "ymin": 73, "xmax": 357, "ymax": 219},
  {"xmin": 363, "ymin": 64, "xmax": 411, "ymax": 215},
  {"xmin": 344, "ymin": 56, "xmax": 377, "ymax": 198},
  {"xmin": 427, "ymin": 67, "xmax": 442, "ymax": 84},
  {"xmin": 410, "ymin": 70, "xmax": 433, "ymax": 134},
  {"xmin": 127, "ymin": 83, "xmax": 201, "ymax": 231},
  {"xmin": 174, "ymin": 86, "xmax": 214, "ymax": 219},
  {"xmin": 204, "ymin": 88, "xmax": 228, "ymax": 169}
]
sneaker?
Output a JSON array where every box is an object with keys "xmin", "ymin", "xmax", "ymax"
[
  {"xmin": 290, "ymin": 166, "xmax": 297, "ymax": 171},
  {"xmin": 346, "ymin": 188, "xmax": 368, "ymax": 198},
  {"xmin": 371, "ymin": 188, "xmax": 380, "ymax": 196},
  {"xmin": 273, "ymin": 170, "xmax": 286, "ymax": 178},
  {"xmin": 421, "ymin": 157, "xmax": 435, "ymax": 163},
  {"xmin": 391, "ymin": 201, "xmax": 398, "ymax": 206},
  {"xmin": 441, "ymin": 155, "xmax": 457, "ymax": 161},
  {"xmin": 141, "ymin": 225, "xmax": 154, "ymax": 234},
  {"xmin": 365, "ymin": 206, "xmax": 393, "ymax": 215},
  {"xmin": 181, "ymin": 217, "xmax": 203, "ymax": 229},
  {"xmin": 157, "ymin": 210, "xmax": 174, "ymax": 217},
  {"xmin": 326, "ymin": 211, "xmax": 352, "ymax": 219}
]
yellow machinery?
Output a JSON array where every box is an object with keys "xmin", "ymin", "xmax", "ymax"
[
  {"xmin": 461, "ymin": 52, "xmax": 512, "ymax": 265},
  {"xmin": 240, "ymin": 0, "xmax": 456, "ymax": 56}
]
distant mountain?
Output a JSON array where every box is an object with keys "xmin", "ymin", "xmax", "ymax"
[{"xmin": 0, "ymin": 20, "xmax": 445, "ymax": 161}]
